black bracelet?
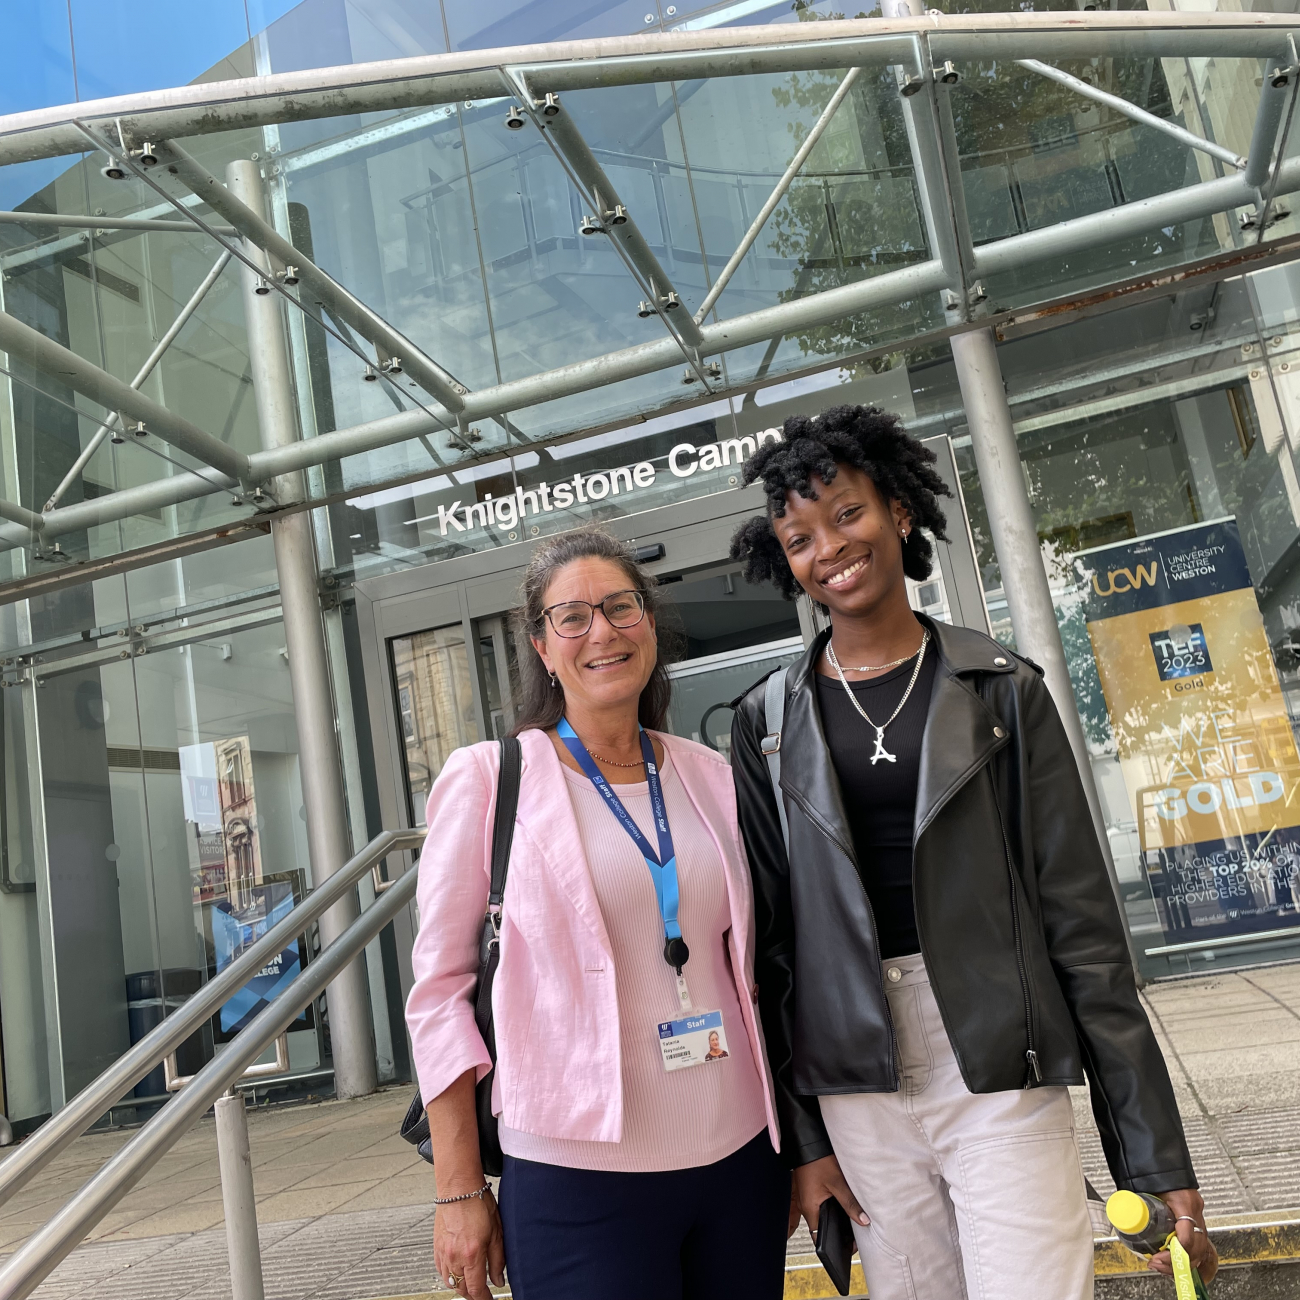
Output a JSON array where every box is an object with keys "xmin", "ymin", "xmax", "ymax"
[{"xmin": 433, "ymin": 1183, "xmax": 491, "ymax": 1205}]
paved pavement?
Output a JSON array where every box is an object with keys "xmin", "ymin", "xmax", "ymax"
[{"xmin": 3, "ymin": 962, "xmax": 1299, "ymax": 1300}]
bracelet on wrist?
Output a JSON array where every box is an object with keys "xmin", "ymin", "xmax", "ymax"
[{"xmin": 433, "ymin": 1183, "xmax": 491, "ymax": 1206}]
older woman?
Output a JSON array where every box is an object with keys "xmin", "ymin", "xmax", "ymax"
[{"xmin": 406, "ymin": 526, "xmax": 787, "ymax": 1300}]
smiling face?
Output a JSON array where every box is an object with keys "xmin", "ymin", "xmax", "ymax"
[
  {"xmin": 772, "ymin": 464, "xmax": 911, "ymax": 620},
  {"xmin": 530, "ymin": 557, "xmax": 658, "ymax": 720}
]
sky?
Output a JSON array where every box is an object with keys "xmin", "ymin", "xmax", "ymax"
[{"xmin": 0, "ymin": 1, "xmax": 304, "ymax": 210}]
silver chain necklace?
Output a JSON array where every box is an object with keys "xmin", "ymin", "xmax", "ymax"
[
  {"xmin": 826, "ymin": 642, "xmax": 921, "ymax": 674},
  {"xmin": 826, "ymin": 630, "xmax": 930, "ymax": 766}
]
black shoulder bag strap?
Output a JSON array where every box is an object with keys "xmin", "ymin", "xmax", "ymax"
[
  {"xmin": 473, "ymin": 736, "xmax": 521, "ymax": 1176},
  {"xmin": 399, "ymin": 737, "xmax": 522, "ymax": 1173}
]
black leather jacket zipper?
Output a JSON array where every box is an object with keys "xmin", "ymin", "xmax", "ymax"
[
  {"xmin": 788, "ymin": 787, "xmax": 899, "ymax": 1088},
  {"xmin": 993, "ymin": 789, "xmax": 1040, "ymax": 1085}
]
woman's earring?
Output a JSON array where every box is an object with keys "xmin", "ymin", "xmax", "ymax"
[{"xmin": 549, "ymin": 671, "xmax": 559, "ymax": 688}]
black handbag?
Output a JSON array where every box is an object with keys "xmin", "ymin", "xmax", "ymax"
[{"xmin": 399, "ymin": 736, "xmax": 522, "ymax": 1176}]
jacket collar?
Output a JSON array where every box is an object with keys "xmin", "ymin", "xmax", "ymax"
[
  {"xmin": 516, "ymin": 728, "xmax": 614, "ymax": 956},
  {"xmin": 781, "ymin": 615, "xmax": 1013, "ymax": 853}
]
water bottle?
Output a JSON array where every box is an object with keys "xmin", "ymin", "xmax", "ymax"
[
  {"xmin": 1107, "ymin": 1190, "xmax": 1211, "ymax": 1297},
  {"xmin": 1105, "ymin": 1190, "xmax": 1176, "ymax": 1254}
]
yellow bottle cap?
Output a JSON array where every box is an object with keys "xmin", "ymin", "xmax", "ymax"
[{"xmin": 1107, "ymin": 1190, "xmax": 1151, "ymax": 1235}]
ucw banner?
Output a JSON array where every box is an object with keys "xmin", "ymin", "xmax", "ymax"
[{"xmin": 1075, "ymin": 519, "xmax": 1300, "ymax": 947}]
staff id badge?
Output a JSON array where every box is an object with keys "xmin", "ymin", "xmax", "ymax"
[{"xmin": 658, "ymin": 1009, "xmax": 731, "ymax": 1072}]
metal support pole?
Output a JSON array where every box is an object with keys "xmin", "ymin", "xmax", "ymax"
[
  {"xmin": 0, "ymin": 497, "xmax": 43, "ymax": 535},
  {"xmin": 1246, "ymin": 57, "xmax": 1292, "ymax": 190},
  {"xmin": 0, "ymin": 210, "xmax": 237, "ymax": 234},
  {"xmin": 45, "ymin": 250, "xmax": 232, "ymax": 511},
  {"xmin": 930, "ymin": 82, "xmax": 979, "ymax": 295},
  {"xmin": 526, "ymin": 90, "xmax": 707, "ymax": 347},
  {"xmin": 0, "ymin": 309, "xmax": 249, "ymax": 481},
  {"xmin": 164, "ymin": 142, "xmax": 467, "ymax": 414},
  {"xmin": 214, "ymin": 1091, "xmax": 265, "ymax": 1300},
  {"xmin": 950, "ymin": 326, "xmax": 1145, "ymax": 981},
  {"xmin": 227, "ymin": 158, "xmax": 377, "ymax": 1098},
  {"xmin": 1017, "ymin": 59, "xmax": 1245, "ymax": 171}
]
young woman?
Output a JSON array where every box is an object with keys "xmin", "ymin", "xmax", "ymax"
[
  {"xmin": 406, "ymin": 526, "xmax": 787, "ymax": 1300},
  {"xmin": 728, "ymin": 405, "xmax": 1216, "ymax": 1299}
]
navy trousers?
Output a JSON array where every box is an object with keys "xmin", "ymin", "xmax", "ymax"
[{"xmin": 497, "ymin": 1132, "xmax": 790, "ymax": 1299}]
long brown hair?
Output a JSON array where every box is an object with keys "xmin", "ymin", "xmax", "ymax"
[{"xmin": 510, "ymin": 525, "xmax": 673, "ymax": 736}]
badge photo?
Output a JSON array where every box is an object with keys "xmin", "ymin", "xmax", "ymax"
[{"xmin": 658, "ymin": 1009, "xmax": 730, "ymax": 1072}]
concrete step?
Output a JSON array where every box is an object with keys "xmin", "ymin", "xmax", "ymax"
[{"xmin": 393, "ymin": 1222, "xmax": 1300, "ymax": 1300}]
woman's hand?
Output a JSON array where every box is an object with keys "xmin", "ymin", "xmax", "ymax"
[
  {"xmin": 793, "ymin": 1154, "xmax": 870, "ymax": 1239},
  {"xmin": 425, "ymin": 1071, "xmax": 506, "ymax": 1298},
  {"xmin": 433, "ymin": 1190, "xmax": 505, "ymax": 1299},
  {"xmin": 1147, "ymin": 1188, "xmax": 1217, "ymax": 1283}
]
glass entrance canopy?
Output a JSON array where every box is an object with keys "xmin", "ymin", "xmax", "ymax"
[{"xmin": 0, "ymin": 10, "xmax": 1297, "ymax": 587}]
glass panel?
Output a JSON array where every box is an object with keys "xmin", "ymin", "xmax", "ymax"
[
  {"xmin": 67, "ymin": 2, "xmax": 253, "ymax": 100},
  {"xmin": 0, "ymin": 665, "xmax": 49, "ymax": 1127},
  {"xmin": 0, "ymin": 139, "xmax": 266, "ymax": 569},
  {"xmin": 907, "ymin": 281, "xmax": 1300, "ymax": 978},
  {"xmin": 16, "ymin": 559, "xmax": 322, "ymax": 1110},
  {"xmin": 954, "ymin": 55, "xmax": 1249, "ymax": 312},
  {"xmin": 444, "ymin": 0, "xmax": 652, "ymax": 52},
  {"xmin": 0, "ymin": 7, "xmax": 76, "ymax": 116},
  {"xmin": 390, "ymin": 623, "xmax": 480, "ymax": 824},
  {"xmin": 661, "ymin": 562, "xmax": 806, "ymax": 754},
  {"xmin": 478, "ymin": 616, "xmax": 520, "ymax": 741},
  {"xmin": 667, "ymin": 639, "xmax": 803, "ymax": 757},
  {"xmin": 0, "ymin": 22, "xmax": 1298, "ymax": 580}
]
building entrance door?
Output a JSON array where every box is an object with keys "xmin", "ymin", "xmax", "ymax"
[{"xmin": 352, "ymin": 438, "xmax": 986, "ymax": 999}]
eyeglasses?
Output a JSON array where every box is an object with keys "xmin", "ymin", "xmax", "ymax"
[{"xmin": 542, "ymin": 590, "xmax": 647, "ymax": 638}]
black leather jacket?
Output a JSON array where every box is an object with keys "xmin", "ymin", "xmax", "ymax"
[{"xmin": 731, "ymin": 618, "xmax": 1196, "ymax": 1195}]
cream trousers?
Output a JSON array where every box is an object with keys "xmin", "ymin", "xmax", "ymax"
[{"xmin": 818, "ymin": 954, "xmax": 1094, "ymax": 1300}]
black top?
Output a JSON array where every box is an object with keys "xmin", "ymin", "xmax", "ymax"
[{"xmin": 814, "ymin": 643, "xmax": 936, "ymax": 959}]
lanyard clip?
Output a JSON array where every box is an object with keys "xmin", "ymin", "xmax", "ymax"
[{"xmin": 663, "ymin": 935, "xmax": 690, "ymax": 974}]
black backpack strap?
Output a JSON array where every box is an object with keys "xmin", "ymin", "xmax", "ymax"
[{"xmin": 488, "ymin": 736, "xmax": 522, "ymax": 915}]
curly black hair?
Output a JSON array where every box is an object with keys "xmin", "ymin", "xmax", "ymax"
[{"xmin": 730, "ymin": 404, "xmax": 952, "ymax": 600}]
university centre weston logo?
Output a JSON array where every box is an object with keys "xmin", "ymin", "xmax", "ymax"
[{"xmin": 1091, "ymin": 560, "xmax": 1159, "ymax": 597}]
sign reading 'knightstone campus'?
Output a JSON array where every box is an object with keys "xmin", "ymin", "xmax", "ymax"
[{"xmin": 434, "ymin": 429, "xmax": 782, "ymax": 535}]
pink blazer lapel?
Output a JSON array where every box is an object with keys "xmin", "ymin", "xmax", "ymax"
[
  {"xmin": 657, "ymin": 734, "xmax": 755, "ymax": 979},
  {"xmin": 515, "ymin": 728, "xmax": 614, "ymax": 957}
]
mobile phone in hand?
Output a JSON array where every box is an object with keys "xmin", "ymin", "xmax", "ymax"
[{"xmin": 815, "ymin": 1196, "xmax": 855, "ymax": 1296}]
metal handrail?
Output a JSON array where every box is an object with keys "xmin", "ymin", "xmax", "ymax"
[
  {"xmin": 0, "ymin": 849, "xmax": 421, "ymax": 1300},
  {"xmin": 163, "ymin": 1032, "xmax": 289, "ymax": 1093},
  {"xmin": 0, "ymin": 826, "xmax": 423, "ymax": 1208}
]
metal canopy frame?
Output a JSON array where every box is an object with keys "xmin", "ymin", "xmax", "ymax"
[
  {"xmin": 0, "ymin": 16, "xmax": 1291, "ymax": 167},
  {"xmin": 0, "ymin": 13, "xmax": 1296, "ymax": 556},
  {"xmin": 158, "ymin": 140, "xmax": 470, "ymax": 413}
]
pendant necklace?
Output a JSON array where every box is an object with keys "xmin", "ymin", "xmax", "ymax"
[{"xmin": 827, "ymin": 630, "xmax": 930, "ymax": 766}]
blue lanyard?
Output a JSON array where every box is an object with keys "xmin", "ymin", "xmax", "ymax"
[{"xmin": 557, "ymin": 718, "xmax": 690, "ymax": 973}]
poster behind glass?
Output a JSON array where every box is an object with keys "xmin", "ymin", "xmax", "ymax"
[
  {"xmin": 1075, "ymin": 519, "xmax": 1300, "ymax": 947},
  {"xmin": 181, "ymin": 737, "xmax": 313, "ymax": 1047}
]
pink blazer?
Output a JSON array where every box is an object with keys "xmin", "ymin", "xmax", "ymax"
[{"xmin": 405, "ymin": 727, "xmax": 780, "ymax": 1150}]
